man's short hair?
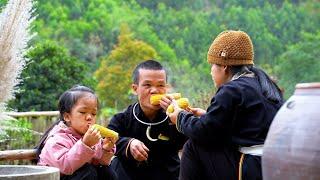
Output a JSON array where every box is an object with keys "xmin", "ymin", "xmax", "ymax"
[{"xmin": 132, "ymin": 59, "xmax": 167, "ymax": 84}]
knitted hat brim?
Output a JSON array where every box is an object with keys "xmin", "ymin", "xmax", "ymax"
[{"xmin": 207, "ymin": 55, "xmax": 254, "ymax": 66}]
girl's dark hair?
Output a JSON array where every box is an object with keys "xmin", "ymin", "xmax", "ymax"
[
  {"xmin": 229, "ymin": 65, "xmax": 284, "ymax": 104},
  {"xmin": 33, "ymin": 85, "xmax": 97, "ymax": 163}
]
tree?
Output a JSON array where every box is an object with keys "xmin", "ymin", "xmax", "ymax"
[
  {"xmin": 95, "ymin": 25, "xmax": 158, "ymax": 110},
  {"xmin": 276, "ymin": 31, "xmax": 320, "ymax": 98},
  {"xmin": 9, "ymin": 41, "xmax": 95, "ymax": 111},
  {"xmin": 3, "ymin": 0, "xmax": 319, "ymax": 108}
]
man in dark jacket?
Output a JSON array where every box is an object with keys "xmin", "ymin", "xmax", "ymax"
[{"xmin": 108, "ymin": 60, "xmax": 187, "ymax": 180}]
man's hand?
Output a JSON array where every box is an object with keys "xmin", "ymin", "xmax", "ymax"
[
  {"xmin": 159, "ymin": 94, "xmax": 173, "ymax": 110},
  {"xmin": 83, "ymin": 126, "xmax": 101, "ymax": 147},
  {"xmin": 129, "ymin": 139, "xmax": 149, "ymax": 162}
]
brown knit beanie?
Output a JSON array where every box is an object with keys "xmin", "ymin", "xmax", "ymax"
[{"xmin": 207, "ymin": 30, "xmax": 254, "ymax": 65}]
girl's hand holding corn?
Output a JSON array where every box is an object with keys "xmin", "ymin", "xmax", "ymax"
[
  {"xmin": 83, "ymin": 126, "xmax": 101, "ymax": 147},
  {"xmin": 99, "ymin": 137, "xmax": 116, "ymax": 165},
  {"xmin": 102, "ymin": 137, "xmax": 116, "ymax": 152}
]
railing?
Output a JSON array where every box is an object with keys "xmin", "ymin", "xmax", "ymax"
[
  {"xmin": 4, "ymin": 111, "xmax": 59, "ymax": 117},
  {"xmin": 1, "ymin": 111, "xmax": 109, "ymax": 163},
  {"xmin": 1, "ymin": 111, "xmax": 59, "ymax": 163},
  {"xmin": 0, "ymin": 149, "xmax": 36, "ymax": 161}
]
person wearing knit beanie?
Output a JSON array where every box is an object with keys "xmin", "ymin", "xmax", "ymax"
[{"xmin": 167, "ymin": 30, "xmax": 284, "ymax": 180}]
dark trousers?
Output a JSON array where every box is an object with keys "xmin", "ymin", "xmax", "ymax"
[
  {"xmin": 180, "ymin": 140, "xmax": 262, "ymax": 180},
  {"xmin": 61, "ymin": 163, "xmax": 117, "ymax": 180},
  {"xmin": 110, "ymin": 156, "xmax": 179, "ymax": 180}
]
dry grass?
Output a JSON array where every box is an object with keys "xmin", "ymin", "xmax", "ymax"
[{"xmin": 0, "ymin": 0, "xmax": 35, "ymax": 118}]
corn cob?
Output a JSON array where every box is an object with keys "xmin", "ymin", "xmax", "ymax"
[
  {"xmin": 167, "ymin": 98, "xmax": 190, "ymax": 113},
  {"xmin": 150, "ymin": 93, "xmax": 181, "ymax": 105},
  {"xmin": 93, "ymin": 124, "xmax": 119, "ymax": 140}
]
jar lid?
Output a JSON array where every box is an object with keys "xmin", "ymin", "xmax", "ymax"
[{"xmin": 295, "ymin": 82, "xmax": 320, "ymax": 89}]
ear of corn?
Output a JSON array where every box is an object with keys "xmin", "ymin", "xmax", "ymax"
[
  {"xmin": 150, "ymin": 93, "xmax": 181, "ymax": 105},
  {"xmin": 150, "ymin": 94, "xmax": 164, "ymax": 105},
  {"xmin": 93, "ymin": 124, "xmax": 119, "ymax": 140},
  {"xmin": 167, "ymin": 98, "xmax": 189, "ymax": 113},
  {"xmin": 177, "ymin": 98, "xmax": 189, "ymax": 109},
  {"xmin": 169, "ymin": 93, "xmax": 182, "ymax": 100}
]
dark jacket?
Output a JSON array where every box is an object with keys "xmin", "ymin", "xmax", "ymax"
[
  {"xmin": 177, "ymin": 76, "xmax": 283, "ymax": 180},
  {"xmin": 108, "ymin": 103, "xmax": 187, "ymax": 180}
]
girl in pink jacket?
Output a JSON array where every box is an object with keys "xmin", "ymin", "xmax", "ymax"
[{"xmin": 36, "ymin": 85, "xmax": 117, "ymax": 180}]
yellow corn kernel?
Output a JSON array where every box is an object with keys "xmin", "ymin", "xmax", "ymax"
[
  {"xmin": 167, "ymin": 98, "xmax": 189, "ymax": 113},
  {"xmin": 169, "ymin": 93, "xmax": 182, "ymax": 100},
  {"xmin": 150, "ymin": 94, "xmax": 163, "ymax": 105},
  {"xmin": 150, "ymin": 93, "xmax": 182, "ymax": 105},
  {"xmin": 93, "ymin": 124, "xmax": 119, "ymax": 140}
]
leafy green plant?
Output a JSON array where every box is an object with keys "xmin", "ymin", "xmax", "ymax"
[
  {"xmin": 9, "ymin": 41, "xmax": 96, "ymax": 111},
  {"xmin": 276, "ymin": 31, "xmax": 320, "ymax": 98},
  {"xmin": 95, "ymin": 24, "xmax": 158, "ymax": 110},
  {"xmin": 0, "ymin": 117, "xmax": 40, "ymax": 150}
]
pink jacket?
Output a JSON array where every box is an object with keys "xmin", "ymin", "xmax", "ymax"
[{"xmin": 38, "ymin": 122, "xmax": 113, "ymax": 175}]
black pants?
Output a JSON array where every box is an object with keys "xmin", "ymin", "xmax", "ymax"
[
  {"xmin": 110, "ymin": 156, "xmax": 179, "ymax": 180},
  {"xmin": 61, "ymin": 163, "xmax": 118, "ymax": 180},
  {"xmin": 180, "ymin": 140, "xmax": 262, "ymax": 180}
]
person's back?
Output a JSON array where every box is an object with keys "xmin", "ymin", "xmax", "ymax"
[
  {"xmin": 167, "ymin": 30, "xmax": 284, "ymax": 180},
  {"xmin": 228, "ymin": 77, "xmax": 282, "ymax": 147}
]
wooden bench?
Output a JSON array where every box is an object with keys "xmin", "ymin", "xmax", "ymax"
[{"xmin": 0, "ymin": 149, "xmax": 37, "ymax": 161}]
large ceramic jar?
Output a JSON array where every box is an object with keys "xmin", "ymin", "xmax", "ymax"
[
  {"xmin": 262, "ymin": 83, "xmax": 320, "ymax": 180},
  {"xmin": 0, "ymin": 165, "xmax": 59, "ymax": 179}
]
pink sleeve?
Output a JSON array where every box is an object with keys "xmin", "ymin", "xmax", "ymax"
[{"xmin": 39, "ymin": 136, "xmax": 95, "ymax": 175}]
